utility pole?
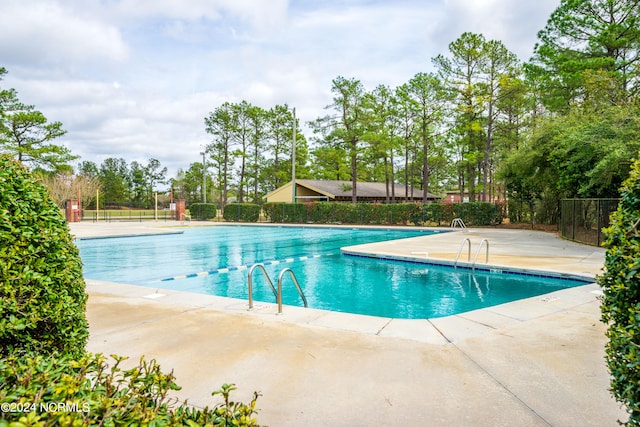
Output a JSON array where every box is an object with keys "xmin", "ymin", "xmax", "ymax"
[
  {"xmin": 292, "ymin": 107, "xmax": 296, "ymax": 203},
  {"xmin": 200, "ymin": 151, "xmax": 207, "ymax": 203}
]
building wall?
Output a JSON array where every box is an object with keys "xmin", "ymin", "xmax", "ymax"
[
  {"xmin": 264, "ymin": 182, "xmax": 293, "ymax": 203},
  {"xmin": 264, "ymin": 182, "xmax": 330, "ymax": 203},
  {"xmin": 294, "ymin": 185, "xmax": 329, "ymax": 201}
]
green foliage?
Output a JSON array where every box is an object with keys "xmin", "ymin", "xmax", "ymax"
[
  {"xmin": 189, "ymin": 203, "xmax": 217, "ymax": 220},
  {"xmin": 453, "ymin": 202, "xmax": 504, "ymax": 226},
  {"xmin": 0, "ymin": 70, "xmax": 74, "ymax": 172},
  {"xmin": 408, "ymin": 203, "xmax": 450, "ymax": 226},
  {"xmin": 0, "ymin": 154, "xmax": 261, "ymax": 426},
  {"xmin": 309, "ymin": 77, "xmax": 365, "ymax": 203},
  {"xmin": 527, "ymin": 0, "xmax": 640, "ymax": 112},
  {"xmin": 263, "ymin": 201, "xmax": 504, "ymax": 226},
  {"xmin": 408, "ymin": 203, "xmax": 503, "ymax": 226},
  {"xmin": 262, "ymin": 202, "xmax": 306, "ymax": 223},
  {"xmin": 499, "ymin": 101, "xmax": 640, "ymax": 224},
  {"xmin": 205, "ymin": 102, "xmax": 309, "ymax": 207},
  {"xmin": 172, "ymin": 162, "xmax": 214, "ymax": 206},
  {"xmin": 98, "ymin": 158, "xmax": 130, "ymax": 205},
  {"xmin": 434, "ymin": 32, "xmax": 522, "ymax": 201},
  {"xmin": 0, "ymin": 154, "xmax": 88, "ymax": 357},
  {"xmin": 600, "ymin": 157, "xmax": 640, "ymax": 425},
  {"xmin": 0, "ymin": 352, "xmax": 260, "ymax": 426},
  {"xmin": 223, "ymin": 203, "xmax": 261, "ymax": 222}
]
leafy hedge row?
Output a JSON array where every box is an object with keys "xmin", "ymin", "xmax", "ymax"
[
  {"xmin": 189, "ymin": 202, "xmax": 217, "ymax": 220},
  {"xmin": 262, "ymin": 202, "xmax": 505, "ymax": 226},
  {"xmin": 599, "ymin": 157, "xmax": 640, "ymax": 425},
  {"xmin": 223, "ymin": 203, "xmax": 261, "ymax": 222}
]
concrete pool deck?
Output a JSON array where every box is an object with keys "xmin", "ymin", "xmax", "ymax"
[{"xmin": 72, "ymin": 221, "xmax": 627, "ymax": 426}]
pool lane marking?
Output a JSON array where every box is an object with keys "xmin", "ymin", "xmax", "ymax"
[{"xmin": 160, "ymin": 254, "xmax": 327, "ymax": 282}]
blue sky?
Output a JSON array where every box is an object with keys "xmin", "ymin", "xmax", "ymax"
[{"xmin": 0, "ymin": 0, "xmax": 558, "ymax": 178}]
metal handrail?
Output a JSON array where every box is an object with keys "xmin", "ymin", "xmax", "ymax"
[
  {"xmin": 277, "ymin": 268, "xmax": 308, "ymax": 314},
  {"xmin": 450, "ymin": 218, "xmax": 467, "ymax": 229},
  {"xmin": 247, "ymin": 263, "xmax": 277, "ymax": 310},
  {"xmin": 454, "ymin": 238, "xmax": 471, "ymax": 268},
  {"xmin": 471, "ymin": 238, "xmax": 489, "ymax": 270}
]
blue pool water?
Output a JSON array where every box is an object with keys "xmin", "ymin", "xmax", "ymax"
[{"xmin": 77, "ymin": 225, "xmax": 592, "ymax": 319}]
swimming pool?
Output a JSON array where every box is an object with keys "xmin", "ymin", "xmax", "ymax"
[{"xmin": 77, "ymin": 225, "xmax": 593, "ymax": 319}]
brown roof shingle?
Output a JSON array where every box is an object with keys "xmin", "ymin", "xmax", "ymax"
[{"xmin": 296, "ymin": 179, "xmax": 439, "ymax": 200}]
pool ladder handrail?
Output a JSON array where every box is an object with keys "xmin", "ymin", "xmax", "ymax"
[
  {"xmin": 277, "ymin": 268, "xmax": 308, "ymax": 313},
  {"xmin": 450, "ymin": 217, "xmax": 467, "ymax": 230},
  {"xmin": 454, "ymin": 238, "xmax": 489, "ymax": 270},
  {"xmin": 454, "ymin": 238, "xmax": 471, "ymax": 268},
  {"xmin": 247, "ymin": 264, "xmax": 277, "ymax": 310},
  {"xmin": 247, "ymin": 263, "xmax": 308, "ymax": 314},
  {"xmin": 471, "ymin": 238, "xmax": 489, "ymax": 270}
]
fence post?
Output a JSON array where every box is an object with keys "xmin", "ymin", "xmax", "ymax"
[
  {"xmin": 572, "ymin": 199, "xmax": 576, "ymax": 241},
  {"xmin": 597, "ymin": 199, "xmax": 601, "ymax": 247}
]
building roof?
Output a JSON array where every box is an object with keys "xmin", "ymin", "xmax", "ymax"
[{"xmin": 263, "ymin": 179, "xmax": 440, "ymax": 202}]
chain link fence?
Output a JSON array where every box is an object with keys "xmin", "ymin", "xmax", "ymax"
[{"xmin": 560, "ymin": 199, "xmax": 619, "ymax": 246}]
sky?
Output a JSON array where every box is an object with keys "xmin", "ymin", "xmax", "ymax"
[{"xmin": 0, "ymin": 0, "xmax": 559, "ymax": 179}]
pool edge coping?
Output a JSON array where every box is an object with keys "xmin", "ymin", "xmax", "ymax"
[{"xmin": 86, "ymin": 277, "xmax": 603, "ymax": 346}]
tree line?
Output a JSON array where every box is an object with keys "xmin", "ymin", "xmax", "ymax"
[
  {"xmin": 2, "ymin": 0, "xmax": 639, "ymax": 222},
  {"xmin": 195, "ymin": 0, "xmax": 640, "ymax": 221}
]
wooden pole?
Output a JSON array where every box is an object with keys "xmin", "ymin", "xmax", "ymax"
[{"xmin": 292, "ymin": 107, "xmax": 297, "ymax": 203}]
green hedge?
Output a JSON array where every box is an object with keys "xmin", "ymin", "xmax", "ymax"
[
  {"xmin": 600, "ymin": 157, "xmax": 640, "ymax": 424},
  {"xmin": 189, "ymin": 203, "xmax": 217, "ymax": 220},
  {"xmin": 263, "ymin": 202, "xmax": 504, "ymax": 226},
  {"xmin": 0, "ymin": 352, "xmax": 260, "ymax": 426},
  {"xmin": 0, "ymin": 155, "xmax": 261, "ymax": 425},
  {"xmin": 0, "ymin": 154, "xmax": 88, "ymax": 358},
  {"xmin": 223, "ymin": 203, "xmax": 261, "ymax": 222}
]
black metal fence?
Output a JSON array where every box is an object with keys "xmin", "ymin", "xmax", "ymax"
[{"xmin": 560, "ymin": 199, "xmax": 619, "ymax": 246}]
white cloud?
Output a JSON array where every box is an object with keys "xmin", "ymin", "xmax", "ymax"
[
  {"xmin": 0, "ymin": 0, "xmax": 559, "ymax": 179},
  {"xmin": 0, "ymin": 0, "xmax": 128, "ymax": 67},
  {"xmin": 437, "ymin": 0, "xmax": 557, "ymax": 60}
]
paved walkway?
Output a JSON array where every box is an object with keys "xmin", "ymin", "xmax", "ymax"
[{"xmin": 72, "ymin": 221, "xmax": 627, "ymax": 426}]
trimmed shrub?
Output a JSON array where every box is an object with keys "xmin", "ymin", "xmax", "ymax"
[
  {"xmin": 263, "ymin": 201, "xmax": 505, "ymax": 226},
  {"xmin": 388, "ymin": 203, "xmax": 413, "ymax": 225},
  {"xmin": 0, "ymin": 155, "xmax": 262, "ymax": 425},
  {"xmin": 0, "ymin": 352, "xmax": 260, "ymax": 426},
  {"xmin": 189, "ymin": 203, "xmax": 217, "ymax": 220},
  {"xmin": 599, "ymin": 157, "xmax": 640, "ymax": 425},
  {"xmin": 261, "ymin": 201, "xmax": 487, "ymax": 225},
  {"xmin": 263, "ymin": 202, "xmax": 306, "ymax": 223},
  {"xmin": 223, "ymin": 203, "xmax": 261, "ymax": 222},
  {"xmin": 0, "ymin": 154, "xmax": 88, "ymax": 357},
  {"xmin": 453, "ymin": 202, "xmax": 505, "ymax": 226},
  {"xmin": 304, "ymin": 202, "xmax": 335, "ymax": 223}
]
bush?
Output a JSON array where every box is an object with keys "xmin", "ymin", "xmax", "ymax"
[
  {"xmin": 408, "ymin": 203, "xmax": 454, "ymax": 226},
  {"xmin": 265, "ymin": 202, "xmax": 431, "ymax": 225},
  {"xmin": 0, "ymin": 155, "xmax": 262, "ymax": 425},
  {"xmin": 453, "ymin": 202, "xmax": 504, "ymax": 226},
  {"xmin": 262, "ymin": 202, "xmax": 306, "ymax": 223},
  {"xmin": 599, "ymin": 157, "xmax": 640, "ymax": 425},
  {"xmin": 262, "ymin": 201, "xmax": 506, "ymax": 226},
  {"xmin": 223, "ymin": 203, "xmax": 261, "ymax": 222},
  {"xmin": 0, "ymin": 352, "xmax": 260, "ymax": 426},
  {"xmin": 0, "ymin": 154, "xmax": 88, "ymax": 358},
  {"xmin": 189, "ymin": 203, "xmax": 217, "ymax": 220}
]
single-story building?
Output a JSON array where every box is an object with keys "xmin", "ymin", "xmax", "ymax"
[
  {"xmin": 263, "ymin": 179, "xmax": 440, "ymax": 203},
  {"xmin": 444, "ymin": 190, "xmax": 504, "ymax": 203},
  {"xmin": 445, "ymin": 191, "xmax": 470, "ymax": 203}
]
